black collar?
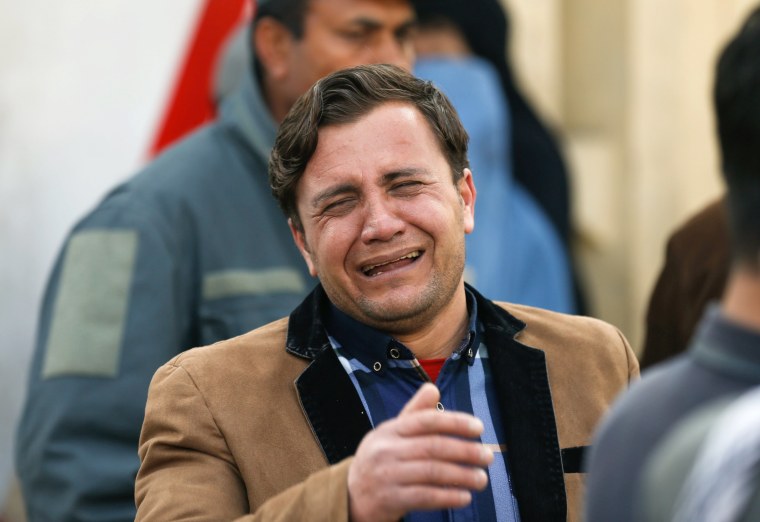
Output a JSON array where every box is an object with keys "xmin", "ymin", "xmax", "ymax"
[
  {"xmin": 324, "ymin": 288, "xmax": 482, "ymax": 367},
  {"xmin": 285, "ymin": 283, "xmax": 526, "ymax": 361}
]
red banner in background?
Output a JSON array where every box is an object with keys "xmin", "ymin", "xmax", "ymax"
[{"xmin": 147, "ymin": 0, "xmax": 251, "ymax": 158}]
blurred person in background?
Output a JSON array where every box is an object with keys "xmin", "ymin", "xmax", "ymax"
[
  {"xmin": 584, "ymin": 7, "xmax": 760, "ymax": 521},
  {"xmin": 412, "ymin": 0, "xmax": 588, "ymax": 315},
  {"xmin": 412, "ymin": 6, "xmax": 575, "ymax": 313},
  {"xmin": 208, "ymin": 0, "xmax": 578, "ymax": 313},
  {"xmin": 638, "ymin": 386, "xmax": 760, "ymax": 521},
  {"xmin": 14, "ymin": 0, "xmax": 416, "ymax": 520},
  {"xmin": 640, "ymin": 197, "xmax": 730, "ymax": 368}
]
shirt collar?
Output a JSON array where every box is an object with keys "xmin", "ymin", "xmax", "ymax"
[
  {"xmin": 324, "ymin": 288, "xmax": 481, "ymax": 368},
  {"xmin": 217, "ymin": 39, "xmax": 278, "ymax": 163}
]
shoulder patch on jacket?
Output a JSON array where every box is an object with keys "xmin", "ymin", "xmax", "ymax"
[
  {"xmin": 42, "ymin": 229, "xmax": 138, "ymax": 379},
  {"xmin": 202, "ymin": 268, "xmax": 306, "ymax": 300}
]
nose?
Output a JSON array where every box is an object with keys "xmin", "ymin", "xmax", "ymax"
[
  {"xmin": 360, "ymin": 197, "xmax": 405, "ymax": 243},
  {"xmin": 371, "ymin": 33, "xmax": 414, "ymax": 72}
]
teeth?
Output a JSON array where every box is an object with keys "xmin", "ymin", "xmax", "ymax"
[{"xmin": 362, "ymin": 251, "xmax": 420, "ymax": 275}]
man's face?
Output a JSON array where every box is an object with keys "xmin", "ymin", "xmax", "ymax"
[
  {"xmin": 282, "ymin": 0, "xmax": 416, "ymax": 107},
  {"xmin": 290, "ymin": 102, "xmax": 476, "ymax": 334}
]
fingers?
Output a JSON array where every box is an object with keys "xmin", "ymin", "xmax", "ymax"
[
  {"xmin": 390, "ymin": 407, "xmax": 485, "ymax": 440},
  {"xmin": 397, "ymin": 434, "xmax": 494, "ymax": 467},
  {"xmin": 395, "ymin": 384, "xmax": 485, "ymax": 439},
  {"xmin": 387, "ymin": 459, "xmax": 490, "ymax": 491},
  {"xmin": 364, "ymin": 433, "xmax": 493, "ymax": 470},
  {"xmin": 348, "ymin": 458, "xmax": 489, "ymax": 521},
  {"xmin": 399, "ymin": 382, "xmax": 441, "ymax": 415},
  {"xmin": 361, "ymin": 483, "xmax": 476, "ymax": 514}
]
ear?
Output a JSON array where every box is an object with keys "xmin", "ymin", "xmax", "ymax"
[
  {"xmin": 289, "ymin": 218, "xmax": 318, "ymax": 277},
  {"xmin": 253, "ymin": 17, "xmax": 295, "ymax": 81},
  {"xmin": 459, "ymin": 168, "xmax": 476, "ymax": 234}
]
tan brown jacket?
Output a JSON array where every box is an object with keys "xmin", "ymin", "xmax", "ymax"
[{"xmin": 136, "ymin": 285, "xmax": 638, "ymax": 521}]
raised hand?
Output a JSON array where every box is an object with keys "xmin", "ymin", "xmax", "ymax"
[{"xmin": 347, "ymin": 383, "xmax": 494, "ymax": 522}]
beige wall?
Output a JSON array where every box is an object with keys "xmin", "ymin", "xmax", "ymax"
[{"xmin": 504, "ymin": 0, "xmax": 757, "ymax": 352}]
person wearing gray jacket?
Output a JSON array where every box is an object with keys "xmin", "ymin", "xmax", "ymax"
[{"xmin": 15, "ymin": 0, "xmax": 416, "ymax": 520}]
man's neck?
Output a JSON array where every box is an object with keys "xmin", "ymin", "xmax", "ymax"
[
  {"xmin": 392, "ymin": 289, "xmax": 470, "ymax": 360},
  {"xmin": 721, "ymin": 265, "xmax": 760, "ymax": 332},
  {"xmin": 262, "ymin": 75, "xmax": 290, "ymax": 124}
]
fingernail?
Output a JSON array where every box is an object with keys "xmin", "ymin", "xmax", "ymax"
[
  {"xmin": 481, "ymin": 445, "xmax": 493, "ymax": 462},
  {"xmin": 469, "ymin": 418, "xmax": 484, "ymax": 433}
]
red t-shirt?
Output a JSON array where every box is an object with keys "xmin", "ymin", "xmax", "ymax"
[{"xmin": 419, "ymin": 358, "xmax": 447, "ymax": 383}]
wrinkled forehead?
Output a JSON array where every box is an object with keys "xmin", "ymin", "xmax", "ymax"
[
  {"xmin": 309, "ymin": 99, "xmax": 454, "ymax": 174},
  {"xmin": 308, "ymin": 102, "xmax": 446, "ymax": 175}
]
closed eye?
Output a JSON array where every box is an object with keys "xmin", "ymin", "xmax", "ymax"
[
  {"xmin": 322, "ymin": 197, "xmax": 357, "ymax": 216},
  {"xmin": 395, "ymin": 22, "xmax": 417, "ymax": 46},
  {"xmin": 391, "ymin": 180, "xmax": 424, "ymax": 195},
  {"xmin": 339, "ymin": 29, "xmax": 371, "ymax": 43}
]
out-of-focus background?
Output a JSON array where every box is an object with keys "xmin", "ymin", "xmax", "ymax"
[{"xmin": 0, "ymin": 0, "xmax": 756, "ymax": 516}]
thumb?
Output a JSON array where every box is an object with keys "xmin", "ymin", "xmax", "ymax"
[{"xmin": 399, "ymin": 383, "xmax": 441, "ymax": 416}]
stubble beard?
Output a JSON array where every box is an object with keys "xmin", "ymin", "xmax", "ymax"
[{"xmin": 352, "ymin": 245, "xmax": 466, "ymax": 335}]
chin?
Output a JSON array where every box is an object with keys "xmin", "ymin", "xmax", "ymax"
[{"xmin": 356, "ymin": 289, "xmax": 441, "ymax": 329}]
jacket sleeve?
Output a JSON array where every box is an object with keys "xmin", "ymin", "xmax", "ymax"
[
  {"xmin": 15, "ymin": 194, "xmax": 195, "ymax": 522},
  {"xmin": 618, "ymin": 325, "xmax": 640, "ymax": 384},
  {"xmin": 135, "ymin": 362, "xmax": 351, "ymax": 522}
]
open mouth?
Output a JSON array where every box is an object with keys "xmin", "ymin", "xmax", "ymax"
[{"xmin": 361, "ymin": 251, "xmax": 421, "ymax": 277}]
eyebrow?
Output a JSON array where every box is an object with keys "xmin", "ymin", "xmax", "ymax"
[
  {"xmin": 381, "ymin": 167, "xmax": 431, "ymax": 184},
  {"xmin": 394, "ymin": 19, "xmax": 418, "ymax": 35},
  {"xmin": 348, "ymin": 17, "xmax": 383, "ymax": 31},
  {"xmin": 310, "ymin": 183, "xmax": 358, "ymax": 210},
  {"xmin": 346, "ymin": 16, "xmax": 417, "ymax": 33}
]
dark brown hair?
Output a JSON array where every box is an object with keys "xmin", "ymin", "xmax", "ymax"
[
  {"xmin": 715, "ymin": 6, "xmax": 760, "ymax": 266},
  {"xmin": 269, "ymin": 63, "xmax": 470, "ymax": 229}
]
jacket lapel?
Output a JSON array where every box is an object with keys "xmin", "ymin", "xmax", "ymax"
[
  {"xmin": 296, "ymin": 346, "xmax": 373, "ymax": 464},
  {"xmin": 287, "ymin": 286, "xmax": 372, "ymax": 464},
  {"xmin": 474, "ymin": 286, "xmax": 567, "ymax": 522}
]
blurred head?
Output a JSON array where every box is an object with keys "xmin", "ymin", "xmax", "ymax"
[
  {"xmin": 270, "ymin": 63, "xmax": 469, "ymax": 230},
  {"xmin": 270, "ymin": 64, "xmax": 475, "ymax": 333},
  {"xmin": 253, "ymin": 0, "xmax": 417, "ymax": 122},
  {"xmin": 715, "ymin": 7, "xmax": 760, "ymax": 268},
  {"xmin": 411, "ymin": 0, "xmax": 511, "ymax": 88},
  {"xmin": 412, "ymin": 17, "xmax": 471, "ymax": 57}
]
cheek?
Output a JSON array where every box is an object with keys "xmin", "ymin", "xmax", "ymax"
[
  {"xmin": 311, "ymin": 40, "xmax": 349, "ymax": 74},
  {"xmin": 313, "ymin": 225, "xmax": 351, "ymax": 265},
  {"xmin": 403, "ymin": 201, "xmax": 449, "ymax": 229},
  {"xmin": 321, "ymin": 41, "xmax": 370, "ymax": 73},
  {"xmin": 416, "ymin": 205, "xmax": 465, "ymax": 244}
]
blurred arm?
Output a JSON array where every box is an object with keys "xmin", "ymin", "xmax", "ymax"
[{"xmin": 16, "ymin": 197, "xmax": 193, "ymax": 522}]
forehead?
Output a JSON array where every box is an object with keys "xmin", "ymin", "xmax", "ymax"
[
  {"xmin": 305, "ymin": 0, "xmax": 414, "ymax": 26},
  {"xmin": 300, "ymin": 101, "xmax": 447, "ymax": 186}
]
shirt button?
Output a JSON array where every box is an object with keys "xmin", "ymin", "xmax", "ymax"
[
  {"xmin": 467, "ymin": 348, "xmax": 474, "ymax": 358},
  {"xmin": 436, "ymin": 402, "xmax": 445, "ymax": 412},
  {"xmin": 373, "ymin": 361, "xmax": 382, "ymax": 372},
  {"xmin": 389, "ymin": 348, "xmax": 401, "ymax": 359}
]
